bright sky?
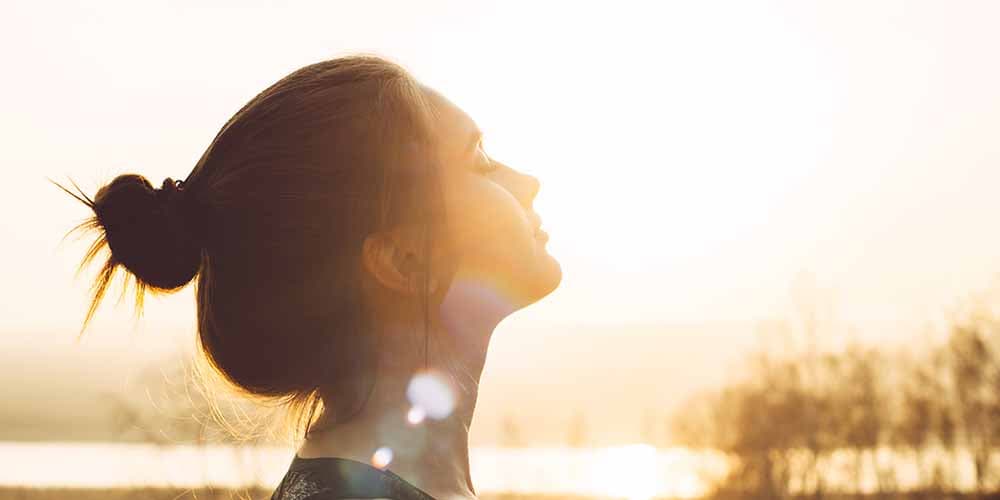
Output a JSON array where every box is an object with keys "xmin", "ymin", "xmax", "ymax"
[{"xmin": 4, "ymin": 0, "xmax": 1000, "ymax": 353}]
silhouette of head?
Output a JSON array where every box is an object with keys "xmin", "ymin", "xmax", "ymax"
[{"xmin": 59, "ymin": 55, "xmax": 560, "ymax": 434}]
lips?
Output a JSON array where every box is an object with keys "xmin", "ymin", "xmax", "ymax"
[
  {"xmin": 529, "ymin": 213, "xmax": 548, "ymax": 241},
  {"xmin": 528, "ymin": 213, "xmax": 543, "ymax": 234}
]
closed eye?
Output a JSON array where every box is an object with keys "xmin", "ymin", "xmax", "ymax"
[{"xmin": 475, "ymin": 141, "xmax": 498, "ymax": 174}]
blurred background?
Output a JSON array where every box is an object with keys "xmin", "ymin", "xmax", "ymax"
[{"xmin": 4, "ymin": 0, "xmax": 1000, "ymax": 498}]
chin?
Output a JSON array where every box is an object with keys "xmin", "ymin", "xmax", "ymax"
[
  {"xmin": 540, "ymin": 253, "xmax": 563, "ymax": 295},
  {"xmin": 453, "ymin": 249, "xmax": 562, "ymax": 311},
  {"xmin": 519, "ymin": 253, "xmax": 562, "ymax": 306}
]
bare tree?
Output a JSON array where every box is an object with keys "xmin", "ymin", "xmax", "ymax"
[{"xmin": 948, "ymin": 321, "xmax": 1000, "ymax": 493}]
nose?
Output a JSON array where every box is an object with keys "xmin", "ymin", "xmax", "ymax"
[
  {"xmin": 513, "ymin": 169, "xmax": 540, "ymax": 208},
  {"xmin": 523, "ymin": 174, "xmax": 540, "ymax": 205},
  {"xmin": 494, "ymin": 159, "xmax": 540, "ymax": 208}
]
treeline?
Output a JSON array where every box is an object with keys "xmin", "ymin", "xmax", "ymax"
[{"xmin": 672, "ymin": 300, "xmax": 1000, "ymax": 498}]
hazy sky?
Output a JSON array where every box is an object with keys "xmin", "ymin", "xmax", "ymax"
[{"xmin": 4, "ymin": 0, "xmax": 1000, "ymax": 353}]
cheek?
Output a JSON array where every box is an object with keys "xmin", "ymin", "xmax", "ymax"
[{"xmin": 444, "ymin": 178, "xmax": 535, "ymax": 271}]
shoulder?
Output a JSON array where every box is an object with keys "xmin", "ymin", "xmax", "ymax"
[
  {"xmin": 270, "ymin": 469, "xmax": 335, "ymax": 500},
  {"xmin": 272, "ymin": 456, "xmax": 433, "ymax": 500}
]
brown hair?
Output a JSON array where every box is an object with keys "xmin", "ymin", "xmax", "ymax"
[{"xmin": 55, "ymin": 55, "xmax": 444, "ymax": 440}]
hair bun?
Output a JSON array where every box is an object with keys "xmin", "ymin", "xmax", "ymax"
[{"xmin": 93, "ymin": 173, "xmax": 202, "ymax": 290}]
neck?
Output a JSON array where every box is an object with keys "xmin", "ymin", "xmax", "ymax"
[
  {"xmin": 299, "ymin": 278, "xmax": 516, "ymax": 500},
  {"xmin": 300, "ymin": 371, "xmax": 477, "ymax": 500}
]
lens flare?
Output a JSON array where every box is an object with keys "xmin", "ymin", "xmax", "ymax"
[
  {"xmin": 371, "ymin": 447, "xmax": 393, "ymax": 469},
  {"xmin": 406, "ymin": 406, "xmax": 426, "ymax": 425},
  {"xmin": 406, "ymin": 371, "xmax": 456, "ymax": 420}
]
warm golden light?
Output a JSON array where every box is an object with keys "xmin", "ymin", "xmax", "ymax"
[
  {"xmin": 10, "ymin": 1, "xmax": 1000, "ymax": 499},
  {"xmin": 592, "ymin": 445, "xmax": 661, "ymax": 500}
]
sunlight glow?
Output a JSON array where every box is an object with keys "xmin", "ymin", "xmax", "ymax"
[
  {"xmin": 591, "ymin": 444, "xmax": 661, "ymax": 500},
  {"xmin": 427, "ymin": 2, "xmax": 845, "ymax": 325}
]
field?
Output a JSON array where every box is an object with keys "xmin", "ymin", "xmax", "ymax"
[
  {"xmin": 5, "ymin": 488, "xmax": 1000, "ymax": 500},
  {"xmin": 0, "ymin": 489, "xmax": 588, "ymax": 500}
]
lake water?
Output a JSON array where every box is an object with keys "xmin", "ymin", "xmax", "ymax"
[
  {"xmin": 0, "ymin": 442, "xmax": 727, "ymax": 499},
  {"xmin": 7, "ymin": 442, "xmax": 988, "ymax": 498}
]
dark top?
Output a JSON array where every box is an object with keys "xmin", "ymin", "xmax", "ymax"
[{"xmin": 269, "ymin": 454, "xmax": 437, "ymax": 500}]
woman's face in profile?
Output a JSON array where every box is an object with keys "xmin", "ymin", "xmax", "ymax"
[{"xmin": 423, "ymin": 86, "xmax": 562, "ymax": 308}]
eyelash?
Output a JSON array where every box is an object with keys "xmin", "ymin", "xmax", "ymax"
[{"xmin": 476, "ymin": 142, "xmax": 498, "ymax": 173}]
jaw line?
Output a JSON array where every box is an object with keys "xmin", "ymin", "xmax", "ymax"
[{"xmin": 439, "ymin": 277, "xmax": 519, "ymax": 339}]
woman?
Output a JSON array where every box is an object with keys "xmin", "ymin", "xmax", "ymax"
[{"xmin": 59, "ymin": 55, "xmax": 561, "ymax": 500}]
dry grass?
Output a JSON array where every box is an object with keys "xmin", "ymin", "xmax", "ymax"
[
  {"xmin": 0, "ymin": 487, "xmax": 271, "ymax": 500},
  {"xmin": 5, "ymin": 489, "xmax": 999, "ymax": 500},
  {"xmin": 0, "ymin": 488, "xmax": 600, "ymax": 500}
]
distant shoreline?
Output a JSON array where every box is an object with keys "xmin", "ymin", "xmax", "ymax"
[{"xmin": 4, "ymin": 487, "xmax": 1000, "ymax": 500}]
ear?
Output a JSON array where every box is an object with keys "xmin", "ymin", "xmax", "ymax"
[{"xmin": 362, "ymin": 228, "xmax": 440, "ymax": 295}]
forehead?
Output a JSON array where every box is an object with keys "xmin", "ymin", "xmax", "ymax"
[{"xmin": 420, "ymin": 85, "xmax": 479, "ymax": 158}]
